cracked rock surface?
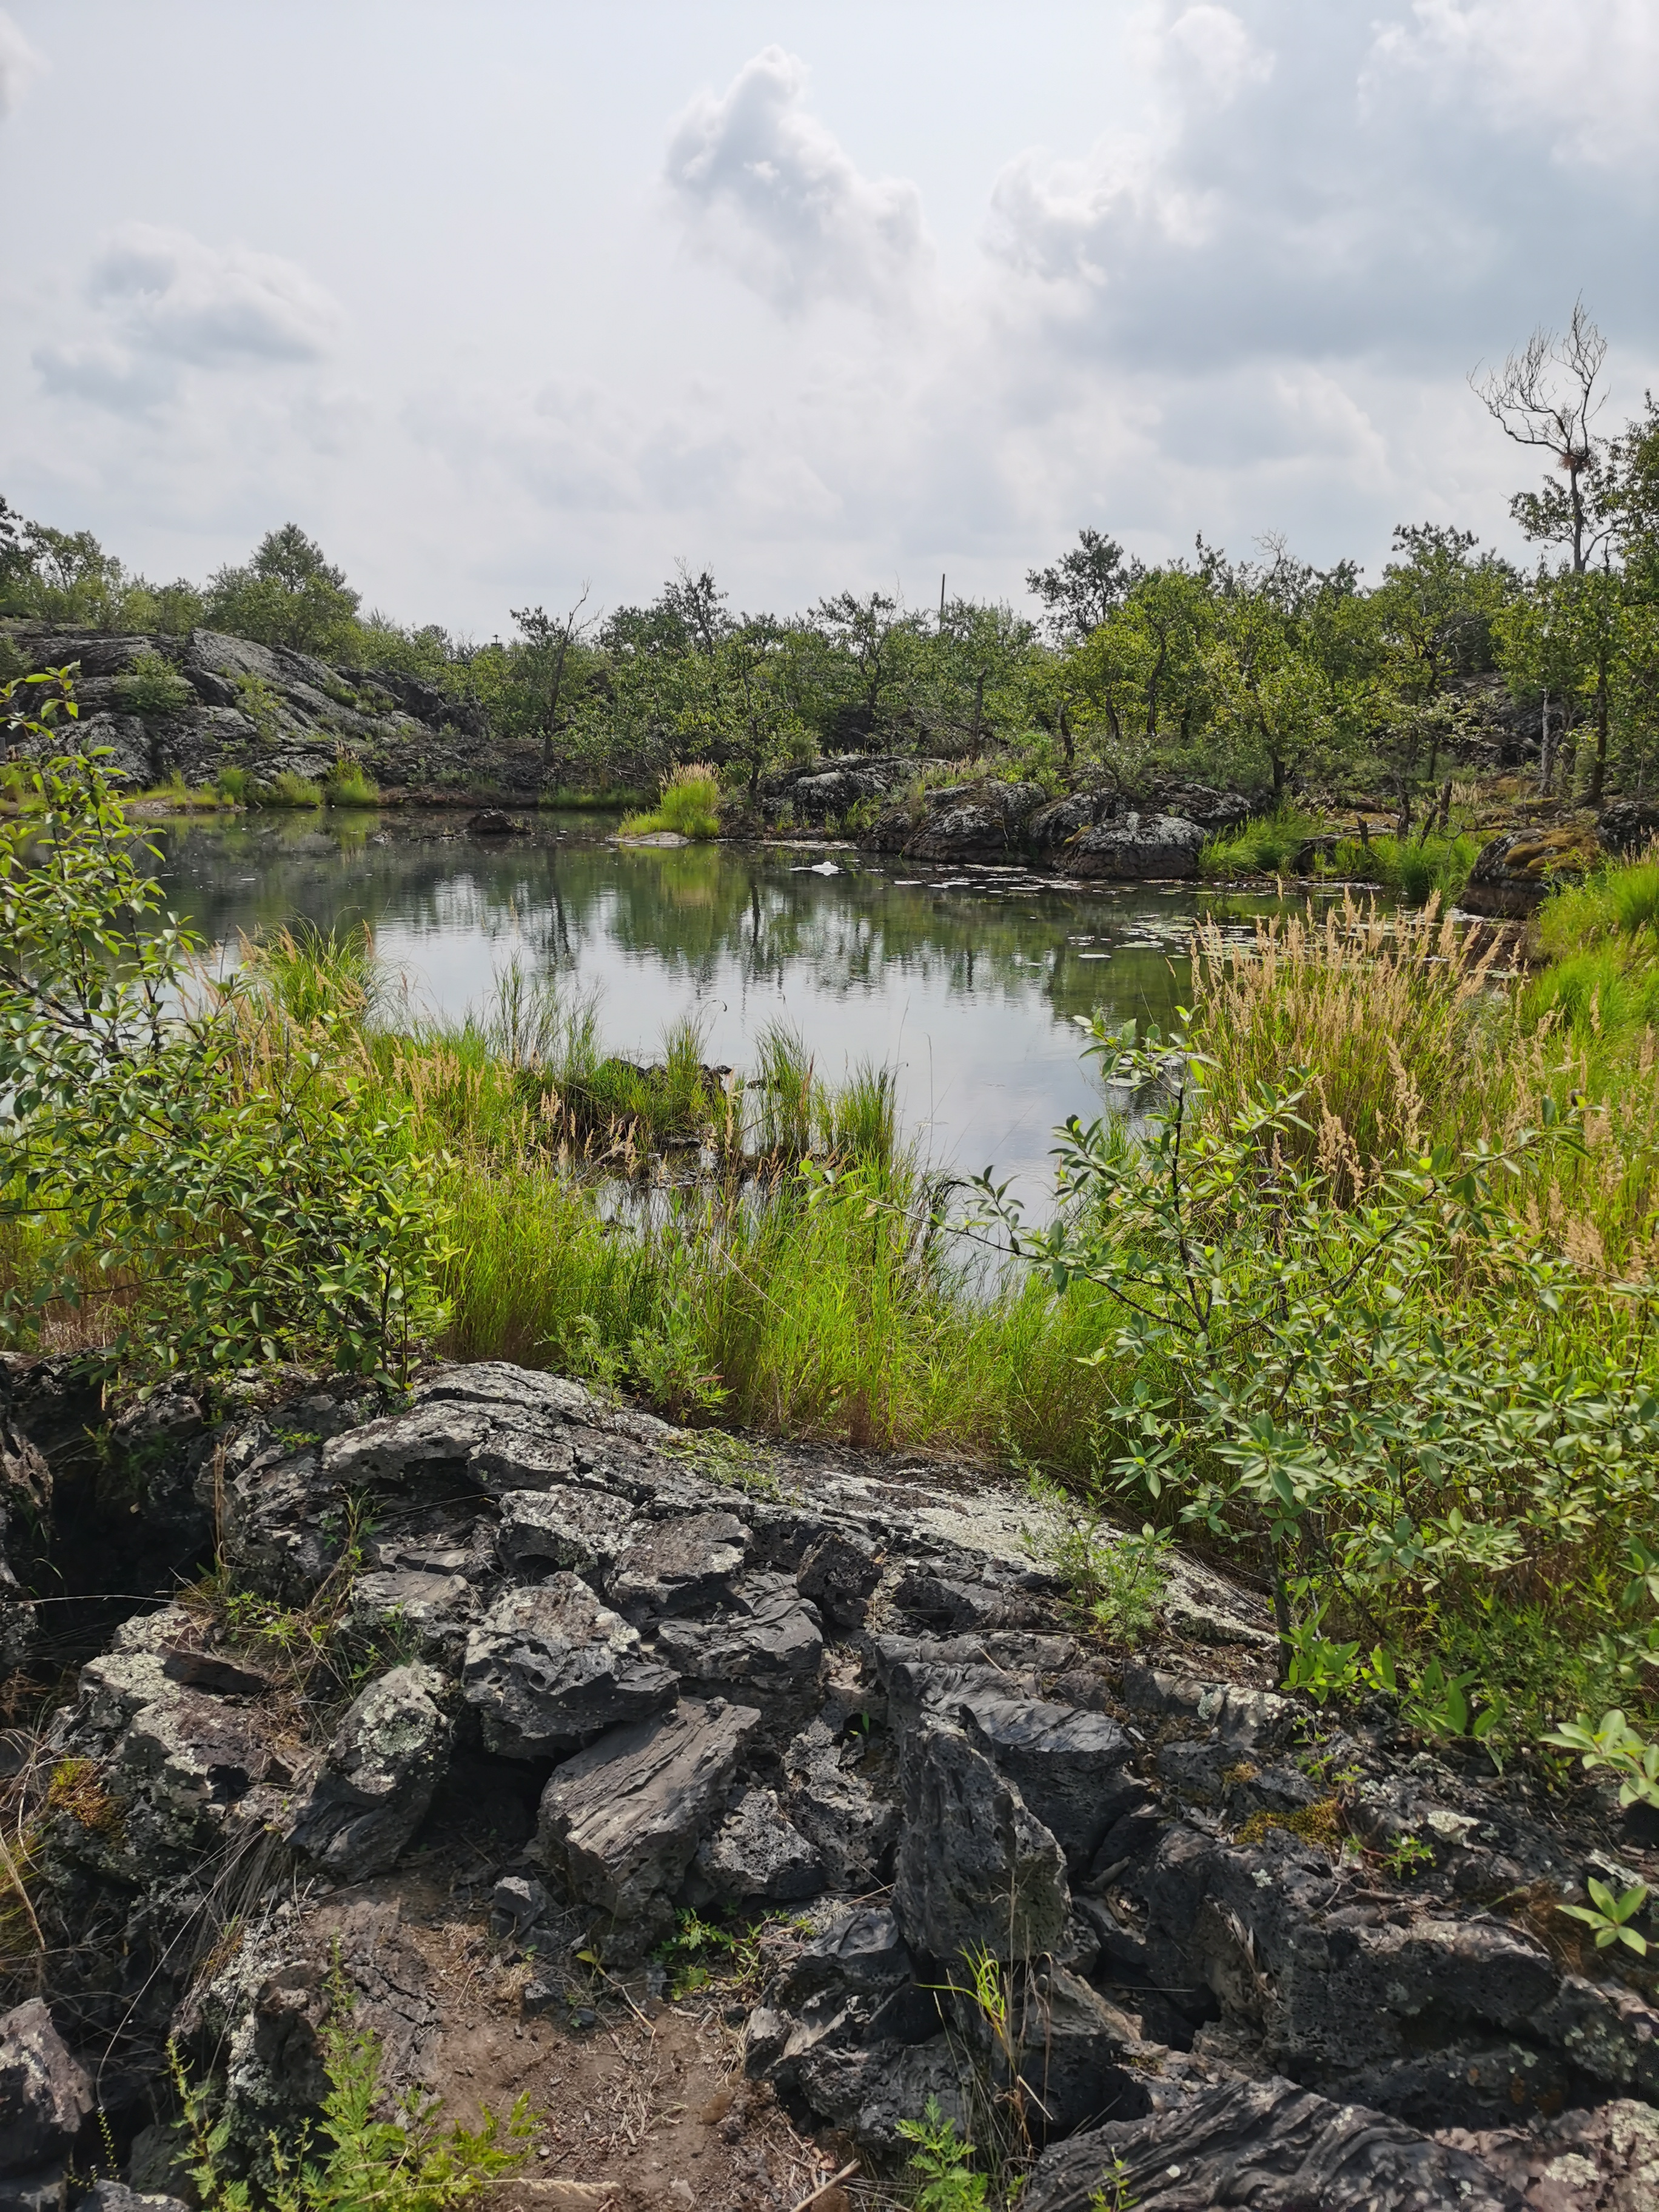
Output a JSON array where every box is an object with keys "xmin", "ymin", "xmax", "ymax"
[{"xmin": 1, "ymin": 1356, "xmax": 1655, "ymax": 2208}]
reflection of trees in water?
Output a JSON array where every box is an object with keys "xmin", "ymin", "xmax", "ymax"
[{"xmin": 153, "ymin": 816, "xmax": 1197, "ymax": 1033}]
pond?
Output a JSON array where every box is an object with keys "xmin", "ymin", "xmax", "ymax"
[{"xmin": 152, "ymin": 810, "xmax": 1281, "ymax": 1199}]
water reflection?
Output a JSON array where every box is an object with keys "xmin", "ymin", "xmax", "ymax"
[{"xmin": 153, "ymin": 811, "xmax": 1279, "ymax": 1199}]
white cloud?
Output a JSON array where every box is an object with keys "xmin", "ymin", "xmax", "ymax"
[
  {"xmin": 1165, "ymin": 5, "xmax": 1275, "ymax": 106},
  {"xmin": 0, "ymin": 9, "xmax": 43, "ymax": 119},
  {"xmin": 33, "ymin": 224, "xmax": 340, "ymax": 414},
  {"xmin": 663, "ymin": 45, "xmax": 931, "ymax": 315},
  {"xmin": 1366, "ymin": 1, "xmax": 1659, "ymax": 172}
]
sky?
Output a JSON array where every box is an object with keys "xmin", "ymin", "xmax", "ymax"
[{"xmin": 1, "ymin": 1, "xmax": 1656, "ymax": 639}]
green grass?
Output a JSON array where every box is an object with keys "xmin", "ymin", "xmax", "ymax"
[
  {"xmin": 1199, "ymin": 810, "xmax": 1319, "ymax": 877},
  {"xmin": 324, "ymin": 760, "xmax": 380, "ymax": 808},
  {"xmin": 620, "ymin": 763, "xmax": 722, "ymax": 840},
  {"xmin": 1324, "ymin": 830, "xmax": 1481, "ymax": 906},
  {"xmin": 254, "ymin": 769, "xmax": 324, "ymax": 809},
  {"xmin": 136, "ymin": 772, "xmax": 232, "ymax": 813}
]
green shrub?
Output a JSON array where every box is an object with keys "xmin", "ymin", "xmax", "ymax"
[
  {"xmin": 0, "ymin": 693, "xmax": 449, "ymax": 1384},
  {"xmin": 216, "ymin": 766, "xmax": 250, "ymax": 803},
  {"xmin": 114, "ymin": 651, "xmax": 194, "ymax": 717}
]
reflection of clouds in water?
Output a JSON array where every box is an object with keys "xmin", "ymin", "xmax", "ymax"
[{"xmin": 153, "ymin": 820, "xmax": 1286, "ymax": 1202}]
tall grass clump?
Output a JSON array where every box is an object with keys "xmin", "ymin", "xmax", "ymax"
[
  {"xmin": 1327, "ymin": 830, "xmax": 1481, "ymax": 906},
  {"xmin": 619, "ymin": 762, "xmax": 721, "ymax": 840},
  {"xmin": 1199, "ymin": 810, "xmax": 1318, "ymax": 878},
  {"xmin": 256, "ymin": 770, "xmax": 323, "ymax": 809},
  {"xmin": 1186, "ymin": 894, "xmax": 1504, "ymax": 1191},
  {"xmin": 240, "ymin": 922, "xmax": 384, "ymax": 1031},
  {"xmin": 323, "ymin": 759, "xmax": 380, "ymax": 808}
]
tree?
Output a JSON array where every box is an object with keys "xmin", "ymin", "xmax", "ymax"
[
  {"xmin": 508, "ymin": 590, "xmax": 594, "ymax": 776},
  {"xmin": 811, "ymin": 591, "xmax": 916, "ymax": 747},
  {"xmin": 205, "ymin": 525, "xmax": 362, "ymax": 656},
  {"xmin": 1027, "ymin": 527, "xmax": 1142, "ymax": 645},
  {"xmin": 1472, "ymin": 300, "xmax": 1614, "ymax": 574}
]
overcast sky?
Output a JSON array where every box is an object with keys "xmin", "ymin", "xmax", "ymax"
[{"xmin": 2, "ymin": 1, "xmax": 1655, "ymax": 637}]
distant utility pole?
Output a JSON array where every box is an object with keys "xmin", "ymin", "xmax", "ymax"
[{"xmin": 939, "ymin": 574, "xmax": 946, "ymax": 631}]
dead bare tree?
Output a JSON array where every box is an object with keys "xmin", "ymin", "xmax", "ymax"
[{"xmin": 1471, "ymin": 299, "xmax": 1612, "ymax": 574}]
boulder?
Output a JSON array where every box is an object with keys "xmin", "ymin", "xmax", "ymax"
[
  {"xmin": 957, "ymin": 1694, "xmax": 1139, "ymax": 1871},
  {"xmin": 1021, "ymin": 2075, "xmax": 1520, "ymax": 2211},
  {"xmin": 1066, "ymin": 814, "xmax": 1205, "ymax": 880},
  {"xmin": 692, "ymin": 1786, "xmax": 825, "ymax": 1903},
  {"xmin": 654, "ymin": 1576, "xmax": 823, "ymax": 1700},
  {"xmin": 0, "ymin": 2003, "xmax": 91, "ymax": 2177},
  {"xmin": 461, "ymin": 1575, "xmax": 677, "ymax": 1756},
  {"xmin": 287, "ymin": 1664, "xmax": 451, "ymax": 1883},
  {"xmin": 892, "ymin": 1717, "xmax": 1070, "ymax": 1963},
  {"xmin": 608, "ymin": 1512, "xmax": 749, "ymax": 1616},
  {"xmin": 536, "ymin": 1698, "xmax": 760, "ymax": 1951},
  {"xmin": 495, "ymin": 1486, "xmax": 637, "ymax": 1578}
]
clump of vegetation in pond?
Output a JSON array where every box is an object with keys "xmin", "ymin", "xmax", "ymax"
[
  {"xmin": 618, "ymin": 762, "xmax": 721, "ymax": 840},
  {"xmin": 323, "ymin": 756, "xmax": 379, "ymax": 808}
]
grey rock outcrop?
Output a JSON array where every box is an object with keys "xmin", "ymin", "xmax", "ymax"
[
  {"xmin": 2, "ymin": 623, "xmax": 540, "ymax": 802},
  {"xmin": 892, "ymin": 1716, "xmax": 1070, "ymax": 1963},
  {"xmin": 0, "ymin": 2002, "xmax": 92, "ymax": 2177},
  {"xmin": 1024, "ymin": 2075, "xmax": 1521, "ymax": 2211},
  {"xmin": 7, "ymin": 1356, "xmax": 1655, "ymax": 2202}
]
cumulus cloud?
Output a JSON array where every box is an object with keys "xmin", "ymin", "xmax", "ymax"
[
  {"xmin": 1366, "ymin": 1, "xmax": 1659, "ymax": 172},
  {"xmin": 35, "ymin": 224, "xmax": 340, "ymax": 412},
  {"xmin": 664, "ymin": 45, "xmax": 930, "ymax": 315},
  {"xmin": 0, "ymin": 10, "xmax": 43, "ymax": 119}
]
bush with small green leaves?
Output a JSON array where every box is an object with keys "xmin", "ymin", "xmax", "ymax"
[
  {"xmin": 114, "ymin": 651, "xmax": 194, "ymax": 718},
  {"xmin": 0, "ymin": 677, "xmax": 450, "ymax": 1384}
]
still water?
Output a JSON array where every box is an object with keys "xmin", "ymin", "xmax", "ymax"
[{"xmin": 153, "ymin": 810, "xmax": 1269, "ymax": 1199}]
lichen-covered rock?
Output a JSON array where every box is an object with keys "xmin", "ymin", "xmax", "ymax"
[
  {"xmin": 287, "ymin": 1664, "xmax": 451, "ymax": 1883},
  {"xmin": 536, "ymin": 1699, "xmax": 760, "ymax": 1952},
  {"xmin": 461, "ymin": 1575, "xmax": 677, "ymax": 1755},
  {"xmin": 0, "ymin": 2001, "xmax": 92, "ymax": 2177},
  {"xmin": 892, "ymin": 1717, "xmax": 1070, "ymax": 1963},
  {"xmin": 1066, "ymin": 813, "xmax": 1205, "ymax": 880}
]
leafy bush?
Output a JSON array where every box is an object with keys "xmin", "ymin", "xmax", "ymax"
[
  {"xmin": 982, "ymin": 1014, "xmax": 1659, "ymax": 1725},
  {"xmin": 216, "ymin": 766, "xmax": 250, "ymax": 803},
  {"xmin": 0, "ymin": 681, "xmax": 450, "ymax": 1384},
  {"xmin": 113, "ymin": 651, "xmax": 194, "ymax": 718}
]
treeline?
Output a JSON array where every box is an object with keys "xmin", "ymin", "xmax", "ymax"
[{"xmin": 4, "ymin": 310, "xmax": 1657, "ymax": 811}]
